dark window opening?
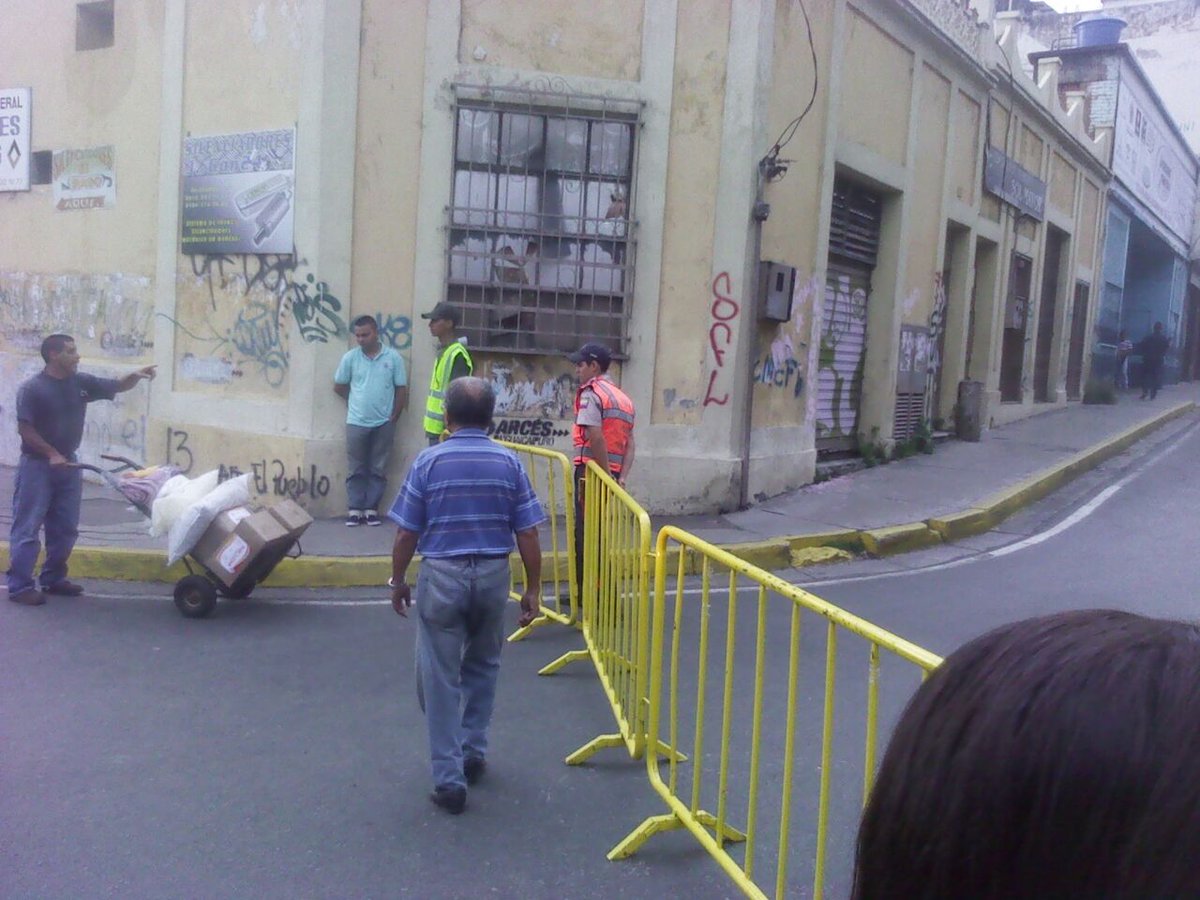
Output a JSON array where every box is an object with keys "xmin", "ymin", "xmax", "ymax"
[
  {"xmin": 77, "ymin": 1, "xmax": 115, "ymax": 52},
  {"xmin": 31, "ymin": 151, "xmax": 53, "ymax": 185}
]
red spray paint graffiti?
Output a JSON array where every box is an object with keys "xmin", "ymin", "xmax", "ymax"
[{"xmin": 704, "ymin": 272, "xmax": 740, "ymax": 406}]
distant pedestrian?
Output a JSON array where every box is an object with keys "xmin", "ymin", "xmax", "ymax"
[
  {"xmin": 388, "ymin": 377, "xmax": 543, "ymax": 815},
  {"xmin": 1114, "ymin": 330, "xmax": 1133, "ymax": 390},
  {"xmin": 853, "ymin": 609, "xmax": 1200, "ymax": 899},
  {"xmin": 569, "ymin": 342, "xmax": 635, "ymax": 596},
  {"xmin": 334, "ymin": 315, "xmax": 408, "ymax": 527},
  {"xmin": 7, "ymin": 334, "xmax": 156, "ymax": 606},
  {"xmin": 421, "ymin": 302, "xmax": 473, "ymax": 446},
  {"xmin": 1138, "ymin": 321, "xmax": 1169, "ymax": 400}
]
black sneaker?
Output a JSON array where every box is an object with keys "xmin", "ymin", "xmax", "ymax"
[
  {"xmin": 430, "ymin": 785, "xmax": 466, "ymax": 815},
  {"xmin": 464, "ymin": 756, "xmax": 486, "ymax": 786},
  {"xmin": 364, "ymin": 511, "xmax": 383, "ymax": 527},
  {"xmin": 346, "ymin": 511, "xmax": 365, "ymax": 527}
]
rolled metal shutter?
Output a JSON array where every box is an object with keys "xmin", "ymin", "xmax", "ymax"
[{"xmin": 818, "ymin": 181, "xmax": 882, "ymax": 451}]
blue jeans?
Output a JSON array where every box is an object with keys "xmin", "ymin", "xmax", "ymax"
[
  {"xmin": 345, "ymin": 420, "xmax": 396, "ymax": 511},
  {"xmin": 7, "ymin": 454, "xmax": 83, "ymax": 595},
  {"xmin": 414, "ymin": 555, "xmax": 511, "ymax": 791}
]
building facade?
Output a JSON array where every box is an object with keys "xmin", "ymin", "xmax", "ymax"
[{"xmin": 0, "ymin": 0, "xmax": 1112, "ymax": 515}]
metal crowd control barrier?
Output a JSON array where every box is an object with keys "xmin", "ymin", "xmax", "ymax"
[
  {"xmin": 540, "ymin": 460, "xmax": 672, "ymax": 765},
  {"xmin": 612, "ymin": 527, "xmax": 942, "ymax": 899},
  {"xmin": 497, "ymin": 441, "xmax": 578, "ymax": 642}
]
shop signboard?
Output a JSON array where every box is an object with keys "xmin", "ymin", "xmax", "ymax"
[
  {"xmin": 181, "ymin": 127, "xmax": 295, "ymax": 254},
  {"xmin": 53, "ymin": 146, "xmax": 116, "ymax": 210},
  {"xmin": 0, "ymin": 87, "xmax": 31, "ymax": 192}
]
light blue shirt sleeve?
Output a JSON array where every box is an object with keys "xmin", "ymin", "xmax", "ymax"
[{"xmin": 334, "ymin": 350, "xmax": 354, "ymax": 385}]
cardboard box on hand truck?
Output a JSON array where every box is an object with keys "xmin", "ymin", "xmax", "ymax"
[{"xmin": 191, "ymin": 506, "xmax": 291, "ymax": 589}]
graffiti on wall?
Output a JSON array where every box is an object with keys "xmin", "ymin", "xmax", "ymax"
[
  {"xmin": 373, "ymin": 312, "xmax": 412, "ymax": 351},
  {"xmin": 758, "ymin": 274, "xmax": 821, "ymax": 402},
  {"xmin": 173, "ymin": 253, "xmax": 346, "ymax": 389},
  {"xmin": 487, "ymin": 360, "xmax": 577, "ymax": 420},
  {"xmin": 705, "ymin": 272, "xmax": 739, "ymax": 407},
  {"xmin": 218, "ymin": 459, "xmax": 332, "ymax": 502},
  {"xmin": 925, "ymin": 273, "xmax": 947, "ymax": 421},
  {"xmin": 0, "ymin": 271, "xmax": 154, "ymax": 358}
]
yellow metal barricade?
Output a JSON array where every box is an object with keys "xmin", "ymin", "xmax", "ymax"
[
  {"xmin": 497, "ymin": 441, "xmax": 578, "ymax": 641},
  {"xmin": 540, "ymin": 460, "xmax": 669, "ymax": 764},
  {"xmin": 612, "ymin": 526, "xmax": 942, "ymax": 899}
]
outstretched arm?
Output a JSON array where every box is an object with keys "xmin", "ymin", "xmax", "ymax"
[{"xmin": 116, "ymin": 365, "xmax": 156, "ymax": 393}]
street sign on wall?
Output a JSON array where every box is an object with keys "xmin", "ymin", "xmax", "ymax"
[
  {"xmin": 983, "ymin": 146, "xmax": 1046, "ymax": 221},
  {"xmin": 0, "ymin": 87, "xmax": 31, "ymax": 192}
]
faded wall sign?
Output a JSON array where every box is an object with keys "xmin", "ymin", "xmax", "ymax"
[
  {"xmin": 0, "ymin": 87, "xmax": 31, "ymax": 192},
  {"xmin": 53, "ymin": 146, "xmax": 116, "ymax": 210},
  {"xmin": 983, "ymin": 147, "xmax": 1046, "ymax": 221},
  {"xmin": 181, "ymin": 128, "xmax": 295, "ymax": 254}
]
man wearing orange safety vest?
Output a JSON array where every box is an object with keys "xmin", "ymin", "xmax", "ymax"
[{"xmin": 569, "ymin": 342, "xmax": 636, "ymax": 596}]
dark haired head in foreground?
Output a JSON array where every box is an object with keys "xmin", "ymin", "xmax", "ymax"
[{"xmin": 854, "ymin": 609, "xmax": 1200, "ymax": 900}]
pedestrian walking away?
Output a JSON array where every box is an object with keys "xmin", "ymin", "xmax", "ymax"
[
  {"xmin": 421, "ymin": 302, "xmax": 473, "ymax": 447},
  {"xmin": 6, "ymin": 333, "xmax": 156, "ymax": 607},
  {"xmin": 387, "ymin": 376, "xmax": 543, "ymax": 815},
  {"xmin": 1138, "ymin": 321, "xmax": 1169, "ymax": 400},
  {"xmin": 568, "ymin": 341, "xmax": 636, "ymax": 596},
  {"xmin": 334, "ymin": 315, "xmax": 408, "ymax": 527}
]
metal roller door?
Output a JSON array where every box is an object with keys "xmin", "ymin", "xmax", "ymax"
[{"xmin": 817, "ymin": 181, "xmax": 881, "ymax": 451}]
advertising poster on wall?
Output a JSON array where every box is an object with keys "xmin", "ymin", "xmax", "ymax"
[
  {"xmin": 53, "ymin": 146, "xmax": 116, "ymax": 210},
  {"xmin": 0, "ymin": 87, "xmax": 31, "ymax": 192},
  {"xmin": 181, "ymin": 127, "xmax": 295, "ymax": 255}
]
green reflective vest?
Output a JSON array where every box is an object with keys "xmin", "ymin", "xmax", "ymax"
[{"xmin": 423, "ymin": 339, "xmax": 473, "ymax": 436}]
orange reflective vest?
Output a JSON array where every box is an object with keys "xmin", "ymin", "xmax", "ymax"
[{"xmin": 572, "ymin": 376, "xmax": 635, "ymax": 475}]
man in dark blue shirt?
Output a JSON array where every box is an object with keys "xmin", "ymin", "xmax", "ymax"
[
  {"xmin": 388, "ymin": 376, "xmax": 543, "ymax": 814},
  {"xmin": 8, "ymin": 334, "xmax": 156, "ymax": 606}
]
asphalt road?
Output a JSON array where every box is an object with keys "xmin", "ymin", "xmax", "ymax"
[{"xmin": 4, "ymin": 411, "xmax": 1198, "ymax": 899}]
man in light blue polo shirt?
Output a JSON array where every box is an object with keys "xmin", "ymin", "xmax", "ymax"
[{"xmin": 334, "ymin": 315, "xmax": 408, "ymax": 526}]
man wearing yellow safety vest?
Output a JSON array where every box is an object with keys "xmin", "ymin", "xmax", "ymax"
[
  {"xmin": 569, "ymin": 341, "xmax": 636, "ymax": 596},
  {"xmin": 421, "ymin": 302, "xmax": 473, "ymax": 446}
]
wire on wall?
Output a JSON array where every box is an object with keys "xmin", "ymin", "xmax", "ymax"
[{"xmin": 760, "ymin": 0, "xmax": 818, "ymax": 182}]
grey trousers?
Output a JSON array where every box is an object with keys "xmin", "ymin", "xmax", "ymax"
[
  {"xmin": 345, "ymin": 420, "xmax": 395, "ymax": 511},
  {"xmin": 414, "ymin": 555, "xmax": 511, "ymax": 791}
]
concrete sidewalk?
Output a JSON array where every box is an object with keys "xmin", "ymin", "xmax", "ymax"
[{"xmin": 2, "ymin": 385, "xmax": 1197, "ymax": 586}]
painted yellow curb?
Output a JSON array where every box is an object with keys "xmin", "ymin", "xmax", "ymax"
[
  {"xmin": 933, "ymin": 401, "xmax": 1195, "ymax": 541},
  {"xmin": 788, "ymin": 529, "xmax": 862, "ymax": 552},
  {"xmin": 859, "ymin": 522, "xmax": 941, "ymax": 557},
  {"xmin": 719, "ymin": 539, "xmax": 792, "ymax": 571}
]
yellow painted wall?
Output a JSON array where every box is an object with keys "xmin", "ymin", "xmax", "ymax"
[
  {"xmin": 950, "ymin": 90, "xmax": 980, "ymax": 206},
  {"xmin": 350, "ymin": 0, "xmax": 429, "ymax": 374},
  {"xmin": 0, "ymin": 2, "xmax": 164, "ymax": 466},
  {"xmin": 750, "ymin": 0, "xmax": 836, "ymax": 429},
  {"xmin": 460, "ymin": 0, "xmax": 644, "ymax": 81},
  {"xmin": 1049, "ymin": 151, "xmax": 1077, "ymax": 215},
  {"xmin": 902, "ymin": 63, "xmax": 952, "ymax": 328},
  {"xmin": 651, "ymin": 0, "xmax": 730, "ymax": 425},
  {"xmin": 839, "ymin": 7, "xmax": 913, "ymax": 167}
]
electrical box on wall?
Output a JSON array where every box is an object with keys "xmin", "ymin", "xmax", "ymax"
[{"xmin": 760, "ymin": 261, "xmax": 796, "ymax": 322}]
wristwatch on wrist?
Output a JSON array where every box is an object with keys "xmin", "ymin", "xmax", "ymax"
[{"xmin": 388, "ymin": 576, "xmax": 397, "ymax": 588}]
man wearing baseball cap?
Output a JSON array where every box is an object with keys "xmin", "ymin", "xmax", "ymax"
[
  {"xmin": 568, "ymin": 341, "xmax": 636, "ymax": 597},
  {"xmin": 421, "ymin": 302, "xmax": 473, "ymax": 446}
]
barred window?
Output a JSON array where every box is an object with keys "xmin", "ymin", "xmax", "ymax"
[{"xmin": 446, "ymin": 85, "xmax": 641, "ymax": 356}]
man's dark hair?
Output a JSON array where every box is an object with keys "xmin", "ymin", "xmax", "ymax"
[
  {"xmin": 351, "ymin": 315, "xmax": 378, "ymax": 331},
  {"xmin": 41, "ymin": 333, "xmax": 75, "ymax": 363},
  {"xmin": 853, "ymin": 609, "xmax": 1200, "ymax": 899},
  {"xmin": 444, "ymin": 376, "xmax": 494, "ymax": 430}
]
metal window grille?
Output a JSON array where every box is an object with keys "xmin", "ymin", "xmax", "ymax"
[{"xmin": 446, "ymin": 84, "xmax": 642, "ymax": 356}]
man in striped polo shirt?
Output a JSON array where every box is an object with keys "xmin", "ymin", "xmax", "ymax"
[{"xmin": 388, "ymin": 376, "xmax": 543, "ymax": 815}]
